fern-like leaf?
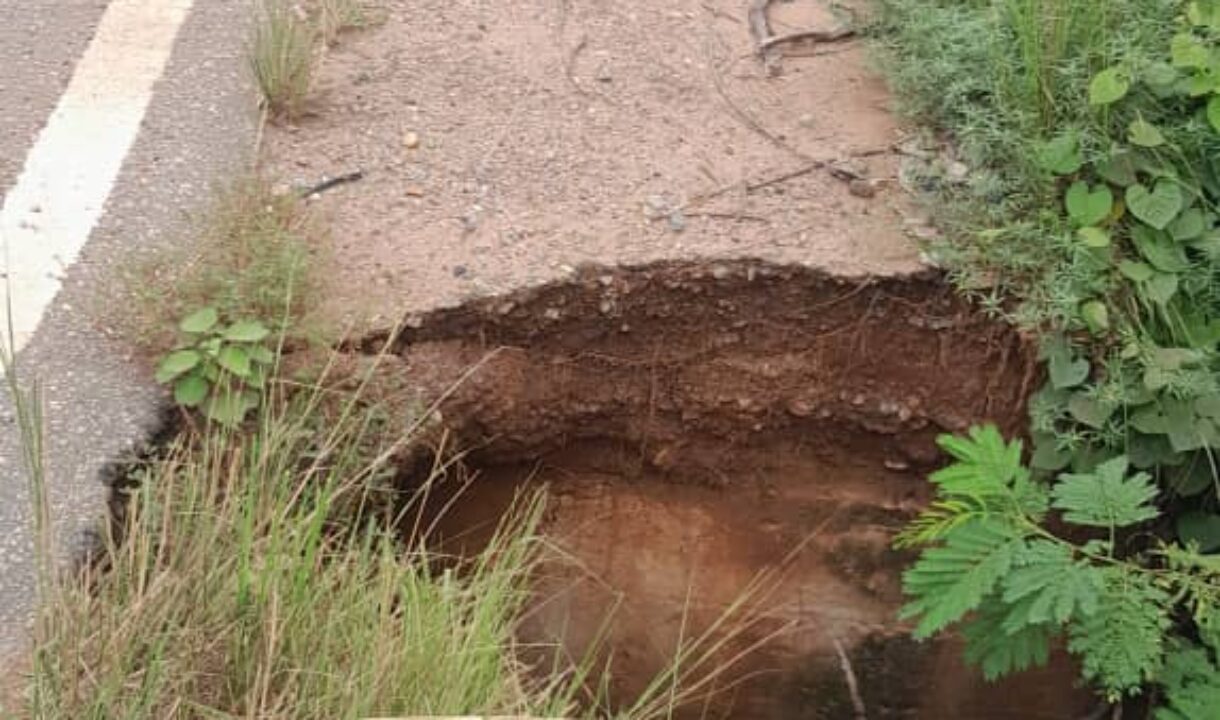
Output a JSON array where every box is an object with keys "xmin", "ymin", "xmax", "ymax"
[
  {"xmin": 933, "ymin": 425, "xmax": 1026, "ymax": 496},
  {"xmin": 1001, "ymin": 540, "xmax": 1104, "ymax": 628},
  {"xmin": 962, "ymin": 598, "xmax": 1056, "ymax": 680},
  {"xmin": 893, "ymin": 499, "xmax": 981, "ymax": 548},
  {"xmin": 1052, "ymin": 456, "xmax": 1160, "ymax": 529},
  {"xmin": 900, "ymin": 517, "xmax": 1025, "ymax": 639},
  {"xmin": 1155, "ymin": 641, "xmax": 1220, "ymax": 720},
  {"xmin": 1069, "ymin": 570, "xmax": 1171, "ymax": 700}
]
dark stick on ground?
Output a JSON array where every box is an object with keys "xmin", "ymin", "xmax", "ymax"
[{"xmin": 300, "ymin": 169, "xmax": 365, "ymax": 198}]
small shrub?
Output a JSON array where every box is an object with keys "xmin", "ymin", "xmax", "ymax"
[{"xmin": 155, "ymin": 307, "xmax": 274, "ymax": 427}]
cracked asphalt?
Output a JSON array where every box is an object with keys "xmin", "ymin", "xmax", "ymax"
[{"xmin": 0, "ymin": 0, "xmax": 257, "ymax": 665}]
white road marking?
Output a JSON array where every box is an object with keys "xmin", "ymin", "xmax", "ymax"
[{"xmin": 0, "ymin": 0, "xmax": 196, "ymax": 354}]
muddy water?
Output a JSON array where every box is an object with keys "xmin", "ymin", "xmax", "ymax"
[{"xmin": 375, "ymin": 261, "xmax": 1093, "ymax": 718}]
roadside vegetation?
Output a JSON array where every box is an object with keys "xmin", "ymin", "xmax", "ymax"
[
  {"xmin": 875, "ymin": 0, "xmax": 1220, "ymax": 712},
  {"xmin": 250, "ymin": 0, "xmax": 379, "ymax": 119}
]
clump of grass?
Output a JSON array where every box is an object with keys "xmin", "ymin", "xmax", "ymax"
[
  {"xmin": 316, "ymin": 0, "xmax": 378, "ymax": 46},
  {"xmin": 22, "ymin": 358, "xmax": 588, "ymax": 718},
  {"xmin": 250, "ymin": 0, "xmax": 316, "ymax": 120},
  {"xmin": 124, "ymin": 177, "xmax": 319, "ymax": 351}
]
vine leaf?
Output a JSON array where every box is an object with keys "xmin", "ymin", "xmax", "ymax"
[
  {"xmin": 1090, "ymin": 67, "xmax": 1131, "ymax": 105},
  {"xmin": 180, "ymin": 306, "xmax": 219, "ymax": 334},
  {"xmin": 1051, "ymin": 456, "xmax": 1159, "ymax": 529},
  {"xmin": 1066, "ymin": 182, "xmax": 1114, "ymax": 226},
  {"xmin": 1129, "ymin": 118, "xmax": 1167, "ymax": 147},
  {"xmin": 1039, "ymin": 133, "xmax": 1083, "ymax": 175},
  {"xmin": 1127, "ymin": 182, "xmax": 1184, "ymax": 230},
  {"xmin": 1044, "ymin": 338, "xmax": 1090, "ymax": 389}
]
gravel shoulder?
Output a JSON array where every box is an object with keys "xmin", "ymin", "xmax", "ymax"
[{"xmin": 264, "ymin": 0, "xmax": 924, "ymax": 332}]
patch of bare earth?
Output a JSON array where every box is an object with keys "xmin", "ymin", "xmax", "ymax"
[{"xmin": 265, "ymin": 0, "xmax": 921, "ymax": 331}]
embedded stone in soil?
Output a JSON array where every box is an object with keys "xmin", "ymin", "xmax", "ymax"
[{"xmin": 376, "ymin": 260, "xmax": 1092, "ymax": 719}]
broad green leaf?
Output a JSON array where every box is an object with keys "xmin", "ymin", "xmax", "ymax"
[
  {"xmin": 1098, "ymin": 150, "xmax": 1139, "ymax": 187},
  {"xmin": 1177, "ymin": 512, "xmax": 1220, "ymax": 552},
  {"xmin": 223, "ymin": 320, "xmax": 271, "ymax": 343},
  {"xmin": 1077, "ymin": 226, "xmax": 1110, "ymax": 248},
  {"xmin": 1142, "ymin": 62, "xmax": 1180, "ymax": 92},
  {"xmin": 155, "ymin": 350, "xmax": 201, "ymax": 383},
  {"xmin": 1169, "ymin": 207, "xmax": 1206, "ymax": 241},
  {"xmin": 1068, "ymin": 393, "xmax": 1115, "ymax": 429},
  {"xmin": 248, "ymin": 345, "xmax": 276, "ymax": 365},
  {"xmin": 217, "ymin": 346, "xmax": 252, "ymax": 378},
  {"xmin": 1052, "ymin": 456, "xmax": 1159, "ymax": 528},
  {"xmin": 1044, "ymin": 337, "xmax": 1089, "ymax": 389},
  {"xmin": 1133, "ymin": 225, "xmax": 1191, "ymax": 271},
  {"xmin": 1127, "ymin": 182, "xmax": 1183, "ymax": 229},
  {"xmin": 1080, "ymin": 300, "xmax": 1109, "ymax": 333},
  {"xmin": 173, "ymin": 373, "xmax": 209, "ymax": 407},
  {"xmin": 1209, "ymin": 96, "xmax": 1220, "ymax": 133},
  {"xmin": 1089, "ymin": 67, "xmax": 1130, "ymax": 105},
  {"xmin": 1172, "ymin": 33, "xmax": 1210, "ymax": 69},
  {"xmin": 1144, "ymin": 272, "xmax": 1179, "ymax": 305},
  {"xmin": 1197, "ymin": 394, "xmax": 1220, "ymax": 418},
  {"xmin": 1118, "ymin": 260, "xmax": 1154, "ymax": 282},
  {"xmin": 1065, "ymin": 182, "xmax": 1113, "ymax": 226},
  {"xmin": 1128, "ymin": 432, "xmax": 1178, "ymax": 469},
  {"xmin": 1167, "ymin": 459, "xmax": 1216, "ymax": 497},
  {"xmin": 205, "ymin": 393, "xmax": 247, "ymax": 427},
  {"xmin": 1031, "ymin": 432, "xmax": 1072, "ymax": 471},
  {"xmin": 1038, "ymin": 134, "xmax": 1083, "ymax": 175},
  {"xmin": 1128, "ymin": 119, "xmax": 1166, "ymax": 147},
  {"xmin": 180, "ymin": 307, "xmax": 219, "ymax": 334}
]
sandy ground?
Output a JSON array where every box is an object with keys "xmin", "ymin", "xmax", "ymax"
[{"xmin": 264, "ymin": 0, "xmax": 924, "ymax": 331}]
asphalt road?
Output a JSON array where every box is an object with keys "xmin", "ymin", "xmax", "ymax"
[{"xmin": 0, "ymin": 0, "xmax": 257, "ymax": 664}]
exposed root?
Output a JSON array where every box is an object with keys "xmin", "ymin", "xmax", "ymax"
[{"xmin": 832, "ymin": 636, "xmax": 868, "ymax": 720}]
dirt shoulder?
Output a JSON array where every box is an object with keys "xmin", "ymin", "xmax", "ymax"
[{"xmin": 264, "ymin": 0, "xmax": 923, "ymax": 332}]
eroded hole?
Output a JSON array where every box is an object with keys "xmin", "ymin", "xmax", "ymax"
[{"xmin": 373, "ymin": 260, "xmax": 1088, "ymax": 719}]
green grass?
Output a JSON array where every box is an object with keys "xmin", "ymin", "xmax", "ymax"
[
  {"xmin": 2, "ymin": 340, "xmax": 771, "ymax": 718},
  {"xmin": 123, "ymin": 177, "xmax": 319, "ymax": 352},
  {"xmin": 250, "ymin": 0, "xmax": 316, "ymax": 120},
  {"xmin": 873, "ymin": 0, "xmax": 1220, "ymax": 708},
  {"xmin": 873, "ymin": 0, "xmax": 1179, "ymax": 325},
  {"xmin": 15, "ymin": 351, "xmax": 583, "ymax": 719}
]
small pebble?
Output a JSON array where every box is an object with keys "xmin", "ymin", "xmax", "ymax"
[
  {"xmin": 848, "ymin": 179, "xmax": 876, "ymax": 199},
  {"xmin": 403, "ymin": 131, "xmax": 421, "ymax": 149},
  {"xmin": 668, "ymin": 210, "xmax": 687, "ymax": 233},
  {"xmin": 452, "ymin": 265, "xmax": 468, "ymax": 278}
]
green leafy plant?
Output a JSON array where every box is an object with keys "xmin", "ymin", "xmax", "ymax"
[
  {"xmin": 898, "ymin": 426, "xmax": 1220, "ymax": 705},
  {"xmin": 877, "ymin": 0, "xmax": 1220, "ymax": 709},
  {"xmin": 155, "ymin": 307, "xmax": 274, "ymax": 427}
]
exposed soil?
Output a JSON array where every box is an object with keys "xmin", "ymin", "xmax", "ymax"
[
  {"xmin": 359, "ymin": 260, "xmax": 1093, "ymax": 719},
  {"xmin": 265, "ymin": 0, "xmax": 924, "ymax": 332}
]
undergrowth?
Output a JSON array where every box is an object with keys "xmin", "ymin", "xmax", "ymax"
[
  {"xmin": 876, "ymin": 0, "xmax": 1220, "ymax": 712},
  {"xmin": 4, "ymin": 339, "xmax": 770, "ymax": 718},
  {"xmin": 124, "ymin": 177, "xmax": 318, "ymax": 353}
]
